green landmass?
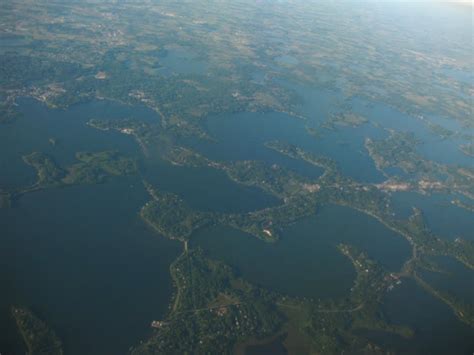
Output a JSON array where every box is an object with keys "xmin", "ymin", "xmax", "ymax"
[
  {"xmin": 131, "ymin": 249, "xmax": 283, "ymax": 354},
  {"xmin": 18, "ymin": 150, "xmax": 138, "ymax": 196},
  {"xmin": 266, "ymin": 141, "xmax": 474, "ymax": 327},
  {"xmin": 426, "ymin": 122, "xmax": 456, "ymax": 140},
  {"xmin": 9, "ymin": 138, "xmax": 474, "ymax": 353},
  {"xmin": 365, "ymin": 131, "xmax": 474, "ymax": 200},
  {"xmin": 63, "ymin": 151, "xmax": 138, "ymax": 185},
  {"xmin": 0, "ymin": 150, "xmax": 140, "ymax": 210},
  {"xmin": 11, "ymin": 306, "xmax": 63, "ymax": 355},
  {"xmin": 1, "ymin": 0, "xmax": 471, "ymax": 129},
  {"xmin": 365, "ymin": 132, "xmax": 428, "ymax": 175},
  {"xmin": 132, "ymin": 245, "xmax": 412, "ymax": 355},
  {"xmin": 140, "ymin": 182, "xmax": 213, "ymax": 241},
  {"xmin": 223, "ymin": 160, "xmax": 312, "ymax": 199},
  {"xmin": 22, "ymin": 152, "xmax": 66, "ymax": 188},
  {"xmin": 265, "ymin": 140, "xmax": 338, "ymax": 173},
  {"xmin": 219, "ymin": 195, "xmax": 317, "ymax": 242},
  {"xmin": 451, "ymin": 199, "xmax": 474, "ymax": 212},
  {"xmin": 323, "ymin": 112, "xmax": 368, "ymax": 130},
  {"xmin": 305, "ymin": 126, "xmax": 323, "ymax": 139}
]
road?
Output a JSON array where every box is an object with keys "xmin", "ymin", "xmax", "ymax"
[{"xmin": 276, "ymin": 302, "xmax": 364, "ymax": 314}]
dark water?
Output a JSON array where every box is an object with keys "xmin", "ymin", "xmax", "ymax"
[
  {"xmin": 1, "ymin": 82, "xmax": 473, "ymax": 355},
  {"xmin": 367, "ymin": 279, "xmax": 474, "ymax": 355},
  {"xmin": 419, "ymin": 256, "xmax": 474, "ymax": 305},
  {"xmin": 143, "ymin": 159, "xmax": 280, "ymax": 213},
  {"xmin": 191, "ymin": 204, "xmax": 410, "ymax": 300},
  {"xmin": 0, "ymin": 98, "xmax": 156, "ymax": 189},
  {"xmin": 190, "ymin": 111, "xmax": 385, "ymax": 183},
  {"xmin": 0, "ymin": 99, "xmax": 280, "ymax": 354},
  {"xmin": 0, "ymin": 99, "xmax": 182, "ymax": 354},
  {"xmin": 390, "ymin": 192, "xmax": 474, "ymax": 241},
  {"xmin": 189, "ymin": 112, "xmax": 325, "ymax": 180},
  {"xmin": 245, "ymin": 334, "xmax": 288, "ymax": 355},
  {"xmin": 351, "ymin": 98, "xmax": 474, "ymax": 168},
  {"xmin": 0, "ymin": 178, "xmax": 181, "ymax": 355}
]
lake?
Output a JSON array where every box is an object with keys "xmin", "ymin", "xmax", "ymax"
[
  {"xmin": 0, "ymin": 178, "xmax": 182, "ymax": 355},
  {"xmin": 369, "ymin": 278, "xmax": 474, "ymax": 355},
  {"xmin": 0, "ymin": 99, "xmax": 281, "ymax": 353},
  {"xmin": 190, "ymin": 110, "xmax": 385, "ymax": 183},
  {"xmin": 0, "ymin": 99, "xmax": 183, "ymax": 354},
  {"xmin": 191, "ymin": 204, "xmax": 411, "ymax": 300},
  {"xmin": 1, "ymin": 84, "xmax": 473, "ymax": 354},
  {"xmin": 390, "ymin": 192, "xmax": 474, "ymax": 241}
]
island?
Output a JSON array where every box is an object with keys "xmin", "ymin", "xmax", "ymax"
[{"xmin": 8, "ymin": 150, "xmax": 138, "ymax": 203}]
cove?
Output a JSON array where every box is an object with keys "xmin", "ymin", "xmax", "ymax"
[
  {"xmin": 0, "ymin": 98, "xmax": 181, "ymax": 354},
  {"xmin": 143, "ymin": 159, "xmax": 280, "ymax": 213},
  {"xmin": 191, "ymin": 204, "xmax": 411, "ymax": 300},
  {"xmin": 189, "ymin": 110, "xmax": 385, "ymax": 183},
  {"xmin": 390, "ymin": 192, "xmax": 474, "ymax": 241},
  {"xmin": 0, "ymin": 98, "xmax": 156, "ymax": 190},
  {"xmin": 367, "ymin": 279, "xmax": 474, "ymax": 354},
  {"xmin": 0, "ymin": 177, "xmax": 181, "ymax": 355}
]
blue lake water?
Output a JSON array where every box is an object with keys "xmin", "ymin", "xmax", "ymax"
[
  {"xmin": 390, "ymin": 192, "xmax": 474, "ymax": 241},
  {"xmin": 0, "ymin": 99, "xmax": 283, "ymax": 353},
  {"xmin": 191, "ymin": 204, "xmax": 411, "ymax": 300},
  {"xmin": 142, "ymin": 159, "xmax": 280, "ymax": 213},
  {"xmin": 419, "ymin": 256, "xmax": 474, "ymax": 305},
  {"xmin": 0, "ymin": 178, "xmax": 181, "ymax": 355},
  {"xmin": 190, "ymin": 111, "xmax": 386, "ymax": 183},
  {"xmin": 0, "ymin": 99, "xmax": 182, "ymax": 354},
  {"xmin": 374, "ymin": 279, "xmax": 474, "ymax": 355},
  {"xmin": 0, "ymin": 85, "xmax": 472, "ymax": 354},
  {"xmin": 0, "ymin": 98, "xmax": 158, "ymax": 189},
  {"xmin": 351, "ymin": 98, "xmax": 474, "ymax": 167}
]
